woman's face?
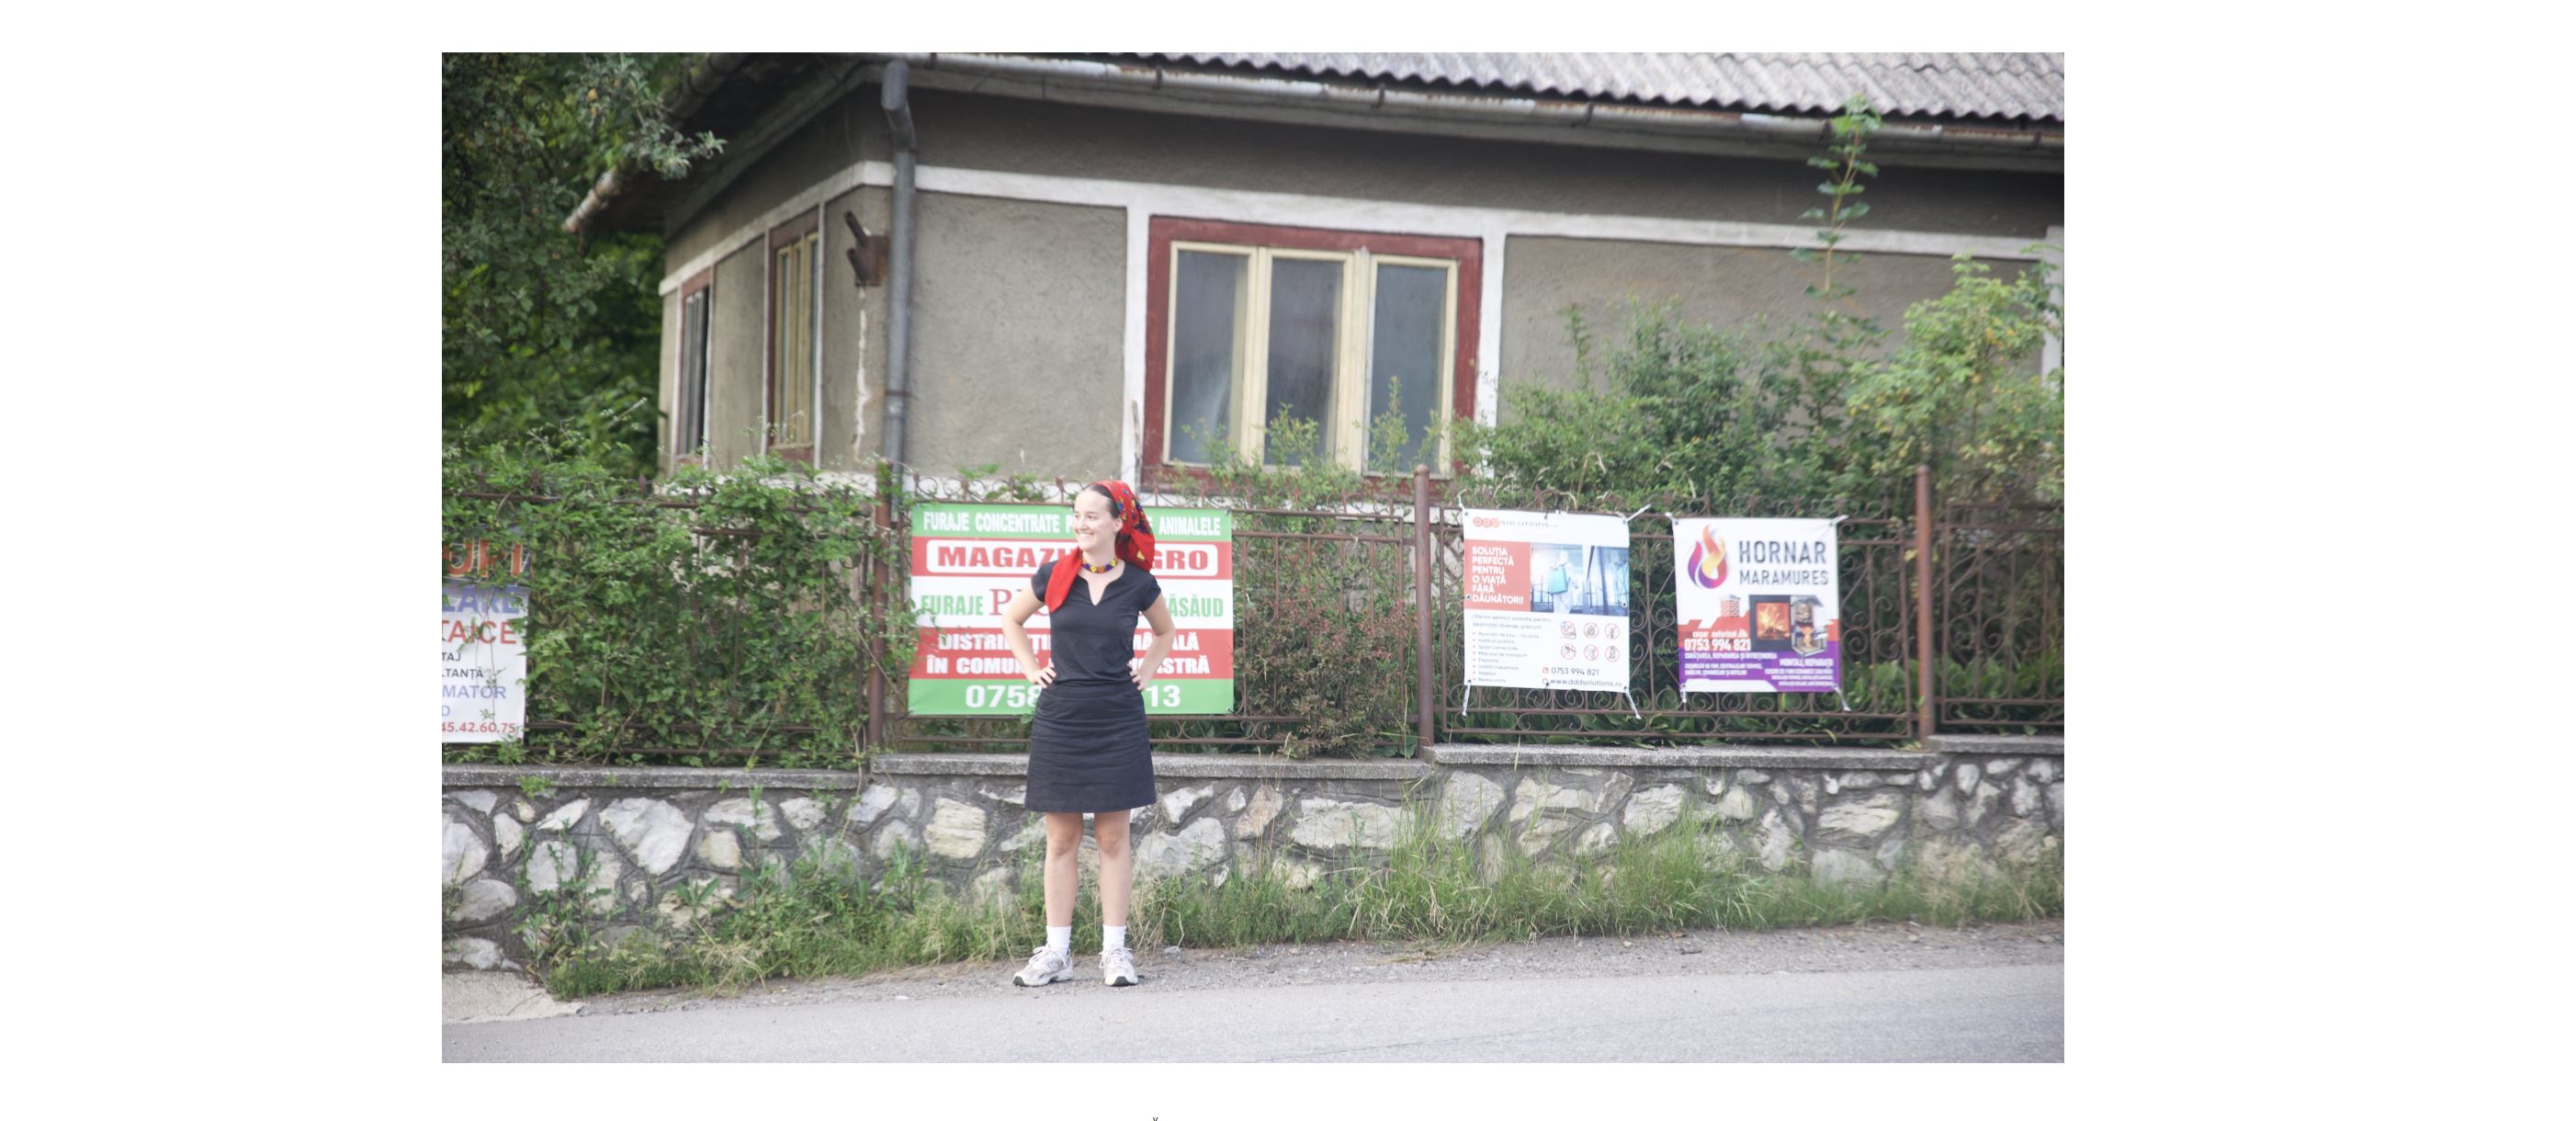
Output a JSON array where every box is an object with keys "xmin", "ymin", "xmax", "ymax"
[{"xmin": 1069, "ymin": 490, "xmax": 1117, "ymax": 551}]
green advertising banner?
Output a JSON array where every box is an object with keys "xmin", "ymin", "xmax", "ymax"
[{"xmin": 907, "ymin": 503, "xmax": 1235, "ymax": 716}]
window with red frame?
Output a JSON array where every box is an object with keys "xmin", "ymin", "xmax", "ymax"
[{"xmin": 1145, "ymin": 218, "xmax": 1478, "ymax": 479}]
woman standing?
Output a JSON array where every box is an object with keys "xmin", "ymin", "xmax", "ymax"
[{"xmin": 997, "ymin": 480, "xmax": 1176, "ymax": 988}]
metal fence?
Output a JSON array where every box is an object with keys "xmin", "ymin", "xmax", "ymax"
[
  {"xmin": 882, "ymin": 475, "xmax": 1425, "ymax": 755},
  {"xmin": 862, "ymin": 466, "xmax": 2062, "ymax": 754},
  {"xmin": 1427, "ymin": 489, "xmax": 1919, "ymax": 746},
  {"xmin": 1930, "ymin": 500, "xmax": 2064, "ymax": 731}
]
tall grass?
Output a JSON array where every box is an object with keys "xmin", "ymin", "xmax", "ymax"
[
  {"xmin": 525, "ymin": 809, "xmax": 2062, "ymax": 999},
  {"xmin": 1135, "ymin": 805, "xmax": 2059, "ymax": 949}
]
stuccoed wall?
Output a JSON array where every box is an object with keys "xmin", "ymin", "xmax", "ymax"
[
  {"xmin": 663, "ymin": 94, "xmax": 883, "ymax": 272},
  {"xmin": 817, "ymin": 185, "xmax": 891, "ymax": 470},
  {"xmin": 902, "ymin": 192, "xmax": 1128, "ymax": 481},
  {"xmin": 1497, "ymin": 235, "xmax": 2039, "ymax": 402},
  {"xmin": 442, "ymin": 736, "xmax": 2062, "ymax": 971}
]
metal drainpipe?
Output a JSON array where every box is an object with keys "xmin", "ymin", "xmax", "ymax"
[{"xmin": 880, "ymin": 62, "xmax": 920, "ymax": 468}]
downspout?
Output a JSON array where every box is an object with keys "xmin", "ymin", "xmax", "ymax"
[{"xmin": 880, "ymin": 61, "xmax": 920, "ymax": 468}]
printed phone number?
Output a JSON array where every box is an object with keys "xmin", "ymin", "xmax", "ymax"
[
  {"xmin": 442, "ymin": 721, "xmax": 521, "ymax": 733},
  {"xmin": 961, "ymin": 684, "xmax": 1186, "ymax": 708}
]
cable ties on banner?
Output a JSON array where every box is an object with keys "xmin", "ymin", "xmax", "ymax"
[
  {"xmin": 1833, "ymin": 686, "xmax": 1853, "ymax": 712},
  {"xmin": 1623, "ymin": 504, "xmax": 1652, "ymax": 523},
  {"xmin": 1459, "ymin": 685, "xmax": 1471, "ymax": 718},
  {"xmin": 1830, "ymin": 514, "xmax": 1850, "ymax": 526},
  {"xmin": 1621, "ymin": 688, "xmax": 1643, "ymax": 720}
]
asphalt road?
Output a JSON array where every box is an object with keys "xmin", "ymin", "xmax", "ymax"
[{"xmin": 445, "ymin": 922, "xmax": 2062, "ymax": 1062}]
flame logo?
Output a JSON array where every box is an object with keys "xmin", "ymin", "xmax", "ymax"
[{"xmin": 1685, "ymin": 527, "xmax": 1729, "ymax": 589}]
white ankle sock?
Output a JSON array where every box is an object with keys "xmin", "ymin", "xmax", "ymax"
[
  {"xmin": 1046, "ymin": 925, "xmax": 1071, "ymax": 954},
  {"xmin": 1102, "ymin": 924, "xmax": 1127, "ymax": 952}
]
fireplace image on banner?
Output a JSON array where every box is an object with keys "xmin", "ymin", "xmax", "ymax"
[
  {"xmin": 1749, "ymin": 595, "xmax": 1793, "ymax": 650},
  {"xmin": 1528, "ymin": 544, "xmax": 1631, "ymax": 616},
  {"xmin": 1790, "ymin": 595, "xmax": 1827, "ymax": 656}
]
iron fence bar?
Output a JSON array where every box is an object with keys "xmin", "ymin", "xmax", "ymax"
[
  {"xmin": 891, "ymin": 715, "xmax": 1311, "ymax": 724},
  {"xmin": 1915, "ymin": 465, "xmax": 1938, "ymax": 739},
  {"xmin": 907, "ymin": 495, "xmax": 1415, "ymax": 522},
  {"xmin": 1415, "ymin": 464, "xmax": 1435, "ymax": 748},
  {"xmin": 444, "ymin": 488, "xmax": 896, "ymax": 528},
  {"xmin": 1628, "ymin": 538, "xmax": 1916, "ymax": 551},
  {"xmin": 1441, "ymin": 730, "xmax": 1912, "ymax": 742},
  {"xmin": 445, "ymin": 742, "xmax": 852, "ymax": 755},
  {"xmin": 516, "ymin": 719, "xmax": 837, "ymax": 734},
  {"xmin": 1458, "ymin": 707, "xmax": 1907, "ymax": 721},
  {"xmin": 865, "ymin": 486, "xmax": 891, "ymax": 753},
  {"xmin": 1229, "ymin": 528, "xmax": 1412, "ymax": 543},
  {"xmin": 892, "ymin": 735, "xmax": 1300, "ymax": 747}
]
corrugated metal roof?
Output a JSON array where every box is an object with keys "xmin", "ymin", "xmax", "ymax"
[{"xmin": 1124, "ymin": 52, "xmax": 2062, "ymax": 123}]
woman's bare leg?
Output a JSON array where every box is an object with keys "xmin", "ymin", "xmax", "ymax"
[
  {"xmin": 1042, "ymin": 811, "xmax": 1084, "ymax": 928},
  {"xmin": 1093, "ymin": 809, "xmax": 1134, "ymax": 927}
]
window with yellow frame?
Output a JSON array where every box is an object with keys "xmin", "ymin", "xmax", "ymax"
[
  {"xmin": 1163, "ymin": 240, "xmax": 1459, "ymax": 476},
  {"xmin": 767, "ymin": 221, "xmax": 821, "ymax": 458}
]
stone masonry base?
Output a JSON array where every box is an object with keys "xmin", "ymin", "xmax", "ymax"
[{"xmin": 441, "ymin": 736, "xmax": 2063, "ymax": 970}]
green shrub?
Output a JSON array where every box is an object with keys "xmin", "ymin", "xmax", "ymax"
[
  {"xmin": 442, "ymin": 422, "xmax": 914, "ymax": 766},
  {"xmin": 1158, "ymin": 411, "xmax": 1426, "ymax": 758}
]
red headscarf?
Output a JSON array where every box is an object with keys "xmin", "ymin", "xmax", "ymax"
[{"xmin": 1042, "ymin": 480, "xmax": 1157, "ymax": 612}]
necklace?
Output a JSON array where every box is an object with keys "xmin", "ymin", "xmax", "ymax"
[{"xmin": 1079, "ymin": 557, "xmax": 1118, "ymax": 573}]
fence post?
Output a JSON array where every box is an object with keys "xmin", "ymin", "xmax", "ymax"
[
  {"xmin": 866, "ymin": 485, "xmax": 892, "ymax": 753},
  {"xmin": 1914, "ymin": 464, "xmax": 1937, "ymax": 740},
  {"xmin": 1414, "ymin": 464, "xmax": 1435, "ymax": 749}
]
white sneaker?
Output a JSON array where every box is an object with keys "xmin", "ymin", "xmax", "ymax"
[
  {"xmin": 1012, "ymin": 945, "xmax": 1074, "ymax": 987},
  {"xmin": 1102, "ymin": 945, "xmax": 1138, "ymax": 987}
]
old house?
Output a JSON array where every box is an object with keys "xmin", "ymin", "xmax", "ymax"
[{"xmin": 564, "ymin": 52, "xmax": 2064, "ymax": 486}]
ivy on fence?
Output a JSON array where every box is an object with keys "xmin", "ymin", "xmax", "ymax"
[{"xmin": 442, "ymin": 432, "xmax": 916, "ymax": 767}]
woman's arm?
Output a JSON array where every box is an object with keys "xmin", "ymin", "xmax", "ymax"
[
  {"xmin": 1130, "ymin": 594, "xmax": 1178, "ymax": 689},
  {"xmin": 999, "ymin": 588, "xmax": 1054, "ymax": 686}
]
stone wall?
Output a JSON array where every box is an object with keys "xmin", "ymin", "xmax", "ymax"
[{"xmin": 442, "ymin": 736, "xmax": 2062, "ymax": 970}]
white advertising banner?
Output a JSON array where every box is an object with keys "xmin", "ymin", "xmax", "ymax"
[
  {"xmin": 1671, "ymin": 517, "xmax": 1842, "ymax": 694},
  {"xmin": 1460, "ymin": 508, "xmax": 1633, "ymax": 693},
  {"xmin": 441, "ymin": 577, "xmax": 527, "ymax": 742}
]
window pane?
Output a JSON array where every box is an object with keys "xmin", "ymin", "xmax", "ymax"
[
  {"xmin": 1263, "ymin": 256, "xmax": 1342, "ymax": 466},
  {"xmin": 774, "ymin": 236, "xmax": 817, "ymax": 447},
  {"xmin": 680, "ymin": 289, "xmax": 709, "ymax": 454},
  {"xmin": 1169, "ymin": 251, "xmax": 1248, "ymax": 463},
  {"xmin": 1368, "ymin": 264, "xmax": 1445, "ymax": 472}
]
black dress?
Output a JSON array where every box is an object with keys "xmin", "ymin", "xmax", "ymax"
[{"xmin": 1025, "ymin": 559, "xmax": 1161, "ymax": 813}]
